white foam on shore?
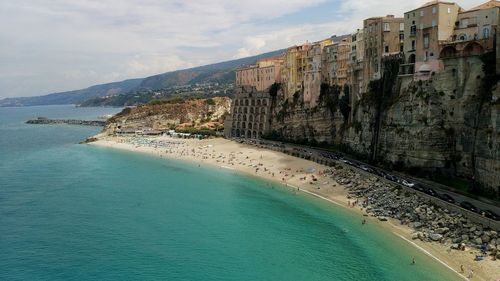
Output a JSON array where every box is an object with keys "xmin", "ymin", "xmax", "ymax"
[
  {"xmin": 288, "ymin": 182, "xmax": 469, "ymax": 281},
  {"xmin": 220, "ymin": 165, "xmax": 235, "ymax": 170},
  {"xmin": 395, "ymin": 234, "xmax": 469, "ymax": 281}
]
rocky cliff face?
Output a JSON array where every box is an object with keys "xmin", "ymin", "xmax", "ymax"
[
  {"xmin": 269, "ymin": 55, "xmax": 499, "ymax": 194},
  {"xmin": 103, "ymin": 97, "xmax": 231, "ymax": 134}
]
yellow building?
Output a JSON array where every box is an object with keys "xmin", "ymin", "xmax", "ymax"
[{"xmin": 281, "ymin": 43, "xmax": 311, "ymax": 100}]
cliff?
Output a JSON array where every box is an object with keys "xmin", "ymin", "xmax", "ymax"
[
  {"xmin": 268, "ymin": 54, "xmax": 499, "ymax": 195},
  {"xmin": 103, "ymin": 97, "xmax": 231, "ymax": 135}
]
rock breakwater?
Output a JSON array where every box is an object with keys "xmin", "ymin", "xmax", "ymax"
[
  {"xmin": 330, "ymin": 166, "xmax": 500, "ymax": 260},
  {"xmin": 26, "ymin": 117, "xmax": 106, "ymax": 126}
]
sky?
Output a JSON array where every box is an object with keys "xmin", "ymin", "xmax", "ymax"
[{"xmin": 0, "ymin": 0, "xmax": 486, "ymax": 99}]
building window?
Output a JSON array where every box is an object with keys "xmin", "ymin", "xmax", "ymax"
[
  {"xmin": 384, "ymin": 23, "xmax": 390, "ymax": 31},
  {"xmin": 420, "ymin": 10, "xmax": 424, "ymax": 17},
  {"xmin": 400, "ymin": 22, "xmax": 404, "ymax": 31},
  {"xmin": 423, "ymin": 34, "xmax": 430, "ymax": 48},
  {"xmin": 483, "ymin": 26, "xmax": 491, "ymax": 39},
  {"xmin": 448, "ymin": 7, "xmax": 451, "ymax": 14},
  {"xmin": 384, "ymin": 46, "xmax": 389, "ymax": 53},
  {"xmin": 432, "ymin": 20, "xmax": 436, "ymax": 27},
  {"xmin": 411, "ymin": 40, "xmax": 416, "ymax": 50},
  {"xmin": 432, "ymin": 6, "xmax": 437, "ymax": 14},
  {"xmin": 410, "ymin": 25, "xmax": 417, "ymax": 35}
]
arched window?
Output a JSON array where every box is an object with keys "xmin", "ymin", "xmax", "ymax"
[{"xmin": 483, "ymin": 27, "xmax": 490, "ymax": 39}]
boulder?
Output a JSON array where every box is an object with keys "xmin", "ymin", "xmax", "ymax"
[
  {"xmin": 430, "ymin": 233, "xmax": 443, "ymax": 241},
  {"xmin": 436, "ymin": 227, "xmax": 449, "ymax": 234},
  {"xmin": 474, "ymin": 238, "xmax": 483, "ymax": 245},
  {"xmin": 413, "ymin": 222, "xmax": 423, "ymax": 228}
]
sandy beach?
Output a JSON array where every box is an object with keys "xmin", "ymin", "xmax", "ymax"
[{"xmin": 91, "ymin": 135, "xmax": 499, "ymax": 281}]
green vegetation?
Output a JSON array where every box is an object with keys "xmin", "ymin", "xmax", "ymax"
[
  {"xmin": 269, "ymin": 82, "xmax": 281, "ymax": 98},
  {"xmin": 319, "ymin": 83, "xmax": 341, "ymax": 114},
  {"xmin": 339, "ymin": 85, "xmax": 351, "ymax": 121}
]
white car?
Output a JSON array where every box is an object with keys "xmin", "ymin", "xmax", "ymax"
[{"xmin": 402, "ymin": 180, "xmax": 415, "ymax": 188}]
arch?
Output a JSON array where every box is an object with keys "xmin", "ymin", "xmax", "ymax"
[
  {"xmin": 439, "ymin": 46, "xmax": 457, "ymax": 59},
  {"xmin": 251, "ymin": 99, "xmax": 255, "ymax": 106},
  {"xmin": 257, "ymin": 99, "xmax": 261, "ymax": 106},
  {"xmin": 408, "ymin": 54, "xmax": 416, "ymax": 64},
  {"xmin": 243, "ymin": 114, "xmax": 247, "ymax": 121},
  {"xmin": 262, "ymin": 100, "xmax": 268, "ymax": 106},
  {"xmin": 246, "ymin": 130, "xmax": 251, "ymax": 138},
  {"xmin": 248, "ymin": 123, "xmax": 253, "ymax": 129},
  {"xmin": 259, "ymin": 123, "xmax": 264, "ymax": 130},
  {"xmin": 260, "ymin": 115, "xmax": 264, "ymax": 122},
  {"xmin": 235, "ymin": 100, "xmax": 239, "ymax": 106},
  {"xmin": 235, "ymin": 129, "xmax": 240, "ymax": 137},
  {"xmin": 253, "ymin": 131, "xmax": 258, "ymax": 139},
  {"xmin": 249, "ymin": 115, "xmax": 254, "ymax": 122},
  {"xmin": 244, "ymin": 108, "xmax": 248, "ymax": 114},
  {"xmin": 250, "ymin": 107, "xmax": 254, "ymax": 114},
  {"xmin": 242, "ymin": 122, "xmax": 246, "ymax": 129},
  {"xmin": 245, "ymin": 99, "xmax": 249, "ymax": 106},
  {"xmin": 463, "ymin": 42, "xmax": 484, "ymax": 56}
]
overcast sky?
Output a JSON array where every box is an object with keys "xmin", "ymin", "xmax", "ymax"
[{"xmin": 0, "ymin": 0, "xmax": 484, "ymax": 99}]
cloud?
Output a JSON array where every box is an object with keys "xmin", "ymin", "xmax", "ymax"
[{"xmin": 0, "ymin": 0, "xmax": 488, "ymax": 98}]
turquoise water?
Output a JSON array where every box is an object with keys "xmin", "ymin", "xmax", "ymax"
[{"xmin": 0, "ymin": 105, "xmax": 460, "ymax": 281}]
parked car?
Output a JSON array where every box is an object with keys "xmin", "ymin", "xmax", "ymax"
[
  {"xmin": 424, "ymin": 187, "xmax": 438, "ymax": 197},
  {"xmin": 437, "ymin": 193, "xmax": 455, "ymax": 204},
  {"xmin": 412, "ymin": 184, "xmax": 425, "ymax": 193},
  {"xmin": 402, "ymin": 180, "xmax": 415, "ymax": 188},
  {"xmin": 484, "ymin": 210, "xmax": 500, "ymax": 221},
  {"xmin": 460, "ymin": 201, "xmax": 479, "ymax": 213}
]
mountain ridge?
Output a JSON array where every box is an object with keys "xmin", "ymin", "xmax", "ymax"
[{"xmin": 0, "ymin": 49, "xmax": 284, "ymax": 107}]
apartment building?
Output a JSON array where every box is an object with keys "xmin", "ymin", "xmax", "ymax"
[
  {"xmin": 403, "ymin": 1, "xmax": 462, "ymax": 79},
  {"xmin": 363, "ymin": 15, "xmax": 404, "ymax": 87},
  {"xmin": 235, "ymin": 57, "xmax": 283, "ymax": 92}
]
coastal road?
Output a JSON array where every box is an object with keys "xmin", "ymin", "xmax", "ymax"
[{"xmin": 235, "ymin": 138, "xmax": 500, "ymax": 221}]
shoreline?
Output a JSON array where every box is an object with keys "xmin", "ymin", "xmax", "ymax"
[{"xmin": 89, "ymin": 135, "xmax": 499, "ymax": 281}]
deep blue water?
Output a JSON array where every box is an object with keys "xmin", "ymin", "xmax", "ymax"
[{"xmin": 0, "ymin": 105, "xmax": 460, "ymax": 280}]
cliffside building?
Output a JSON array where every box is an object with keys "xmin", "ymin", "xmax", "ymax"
[
  {"xmin": 281, "ymin": 43, "xmax": 311, "ymax": 100},
  {"xmin": 363, "ymin": 15, "xmax": 404, "ymax": 89},
  {"xmin": 304, "ymin": 39, "xmax": 333, "ymax": 106},
  {"xmin": 403, "ymin": 1, "xmax": 462, "ymax": 79}
]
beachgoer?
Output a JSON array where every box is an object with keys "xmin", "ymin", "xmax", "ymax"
[
  {"xmin": 411, "ymin": 257, "xmax": 415, "ymax": 265},
  {"xmin": 460, "ymin": 265, "xmax": 464, "ymax": 273}
]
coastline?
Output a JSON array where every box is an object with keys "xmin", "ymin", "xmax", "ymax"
[{"xmin": 89, "ymin": 135, "xmax": 499, "ymax": 281}]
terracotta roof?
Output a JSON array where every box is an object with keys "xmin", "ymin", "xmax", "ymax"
[{"xmin": 469, "ymin": 0, "xmax": 500, "ymax": 11}]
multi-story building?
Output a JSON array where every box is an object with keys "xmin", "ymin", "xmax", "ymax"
[
  {"xmin": 348, "ymin": 29, "xmax": 365, "ymax": 100},
  {"xmin": 224, "ymin": 86, "xmax": 272, "ymax": 139},
  {"xmin": 363, "ymin": 15, "xmax": 404, "ymax": 88},
  {"xmin": 304, "ymin": 39, "xmax": 333, "ymax": 106},
  {"xmin": 235, "ymin": 56, "xmax": 283, "ymax": 92},
  {"xmin": 281, "ymin": 43, "xmax": 311, "ymax": 100},
  {"xmin": 403, "ymin": 1, "xmax": 462, "ymax": 79},
  {"xmin": 336, "ymin": 38, "xmax": 352, "ymax": 87},
  {"xmin": 437, "ymin": 1, "xmax": 499, "ymax": 69}
]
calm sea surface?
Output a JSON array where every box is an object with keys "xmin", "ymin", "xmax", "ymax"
[{"xmin": 0, "ymin": 105, "xmax": 460, "ymax": 280}]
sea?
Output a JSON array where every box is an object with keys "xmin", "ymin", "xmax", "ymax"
[{"xmin": 0, "ymin": 105, "xmax": 461, "ymax": 280}]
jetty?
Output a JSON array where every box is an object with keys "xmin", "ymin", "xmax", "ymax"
[{"xmin": 26, "ymin": 117, "xmax": 106, "ymax": 127}]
